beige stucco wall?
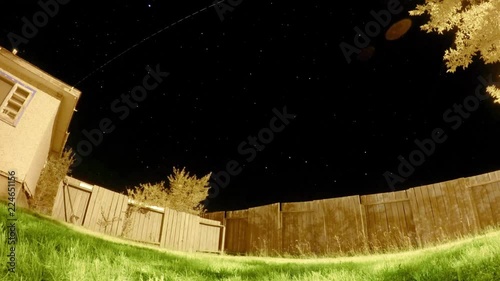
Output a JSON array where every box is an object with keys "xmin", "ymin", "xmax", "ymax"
[
  {"xmin": 24, "ymin": 111, "xmax": 55, "ymax": 196},
  {"xmin": 0, "ymin": 84, "xmax": 60, "ymax": 200},
  {"xmin": 0, "ymin": 173, "xmax": 28, "ymax": 208}
]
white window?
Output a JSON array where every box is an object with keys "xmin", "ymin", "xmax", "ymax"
[{"xmin": 0, "ymin": 71, "xmax": 35, "ymax": 126}]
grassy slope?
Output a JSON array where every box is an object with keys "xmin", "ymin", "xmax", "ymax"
[{"xmin": 0, "ymin": 201, "xmax": 499, "ymax": 281}]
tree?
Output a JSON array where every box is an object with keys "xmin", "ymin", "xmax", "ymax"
[
  {"xmin": 126, "ymin": 167, "xmax": 211, "ymax": 215},
  {"xmin": 409, "ymin": 0, "xmax": 500, "ymax": 101}
]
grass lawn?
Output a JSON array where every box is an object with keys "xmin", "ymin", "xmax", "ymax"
[{"xmin": 0, "ymin": 201, "xmax": 499, "ymax": 281}]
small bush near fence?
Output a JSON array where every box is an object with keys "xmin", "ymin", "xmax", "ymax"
[
  {"xmin": 29, "ymin": 148, "xmax": 75, "ymax": 215},
  {"xmin": 126, "ymin": 166, "xmax": 211, "ymax": 215}
]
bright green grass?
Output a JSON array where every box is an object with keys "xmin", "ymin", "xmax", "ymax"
[{"xmin": 0, "ymin": 201, "xmax": 499, "ymax": 281}]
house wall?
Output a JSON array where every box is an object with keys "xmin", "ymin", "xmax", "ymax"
[
  {"xmin": 0, "ymin": 172, "xmax": 27, "ymax": 208},
  {"xmin": 24, "ymin": 112, "xmax": 56, "ymax": 196},
  {"xmin": 0, "ymin": 84, "xmax": 60, "ymax": 202}
]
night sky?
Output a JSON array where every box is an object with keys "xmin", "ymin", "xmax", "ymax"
[{"xmin": 2, "ymin": 0, "xmax": 500, "ymax": 211}]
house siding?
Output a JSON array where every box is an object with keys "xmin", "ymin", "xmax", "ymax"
[{"xmin": 0, "ymin": 85, "xmax": 60, "ymax": 201}]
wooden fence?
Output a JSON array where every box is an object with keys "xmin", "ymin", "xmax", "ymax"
[
  {"xmin": 203, "ymin": 170, "xmax": 500, "ymax": 255},
  {"xmin": 51, "ymin": 176, "xmax": 225, "ymax": 253}
]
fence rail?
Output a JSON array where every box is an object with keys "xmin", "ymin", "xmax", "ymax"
[
  {"xmin": 51, "ymin": 176, "xmax": 225, "ymax": 254},
  {"xmin": 203, "ymin": 170, "xmax": 500, "ymax": 255}
]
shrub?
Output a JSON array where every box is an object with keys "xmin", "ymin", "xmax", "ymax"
[
  {"xmin": 126, "ymin": 167, "xmax": 211, "ymax": 215},
  {"xmin": 30, "ymin": 147, "xmax": 75, "ymax": 215}
]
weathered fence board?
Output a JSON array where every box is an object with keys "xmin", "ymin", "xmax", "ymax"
[
  {"xmin": 124, "ymin": 206, "xmax": 163, "ymax": 244},
  {"xmin": 282, "ymin": 201, "xmax": 314, "ymax": 254},
  {"xmin": 318, "ymin": 195, "xmax": 364, "ymax": 254},
  {"xmin": 361, "ymin": 190, "xmax": 416, "ymax": 250},
  {"xmin": 198, "ymin": 217, "xmax": 223, "ymax": 253},
  {"xmin": 224, "ymin": 209, "xmax": 249, "ymax": 254},
  {"xmin": 247, "ymin": 203, "xmax": 281, "ymax": 255},
  {"xmin": 83, "ymin": 185, "xmax": 128, "ymax": 236},
  {"xmin": 468, "ymin": 182, "xmax": 500, "ymax": 229}
]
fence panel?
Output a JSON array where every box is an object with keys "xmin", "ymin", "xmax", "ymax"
[
  {"xmin": 361, "ymin": 193, "xmax": 387, "ymax": 250},
  {"xmin": 407, "ymin": 178, "xmax": 474, "ymax": 246},
  {"xmin": 160, "ymin": 208, "xmax": 176, "ymax": 249},
  {"xmin": 407, "ymin": 184, "xmax": 435, "ymax": 246},
  {"xmin": 248, "ymin": 203, "xmax": 281, "ymax": 255},
  {"xmin": 319, "ymin": 195, "xmax": 364, "ymax": 253},
  {"xmin": 198, "ymin": 217, "xmax": 223, "ymax": 253},
  {"xmin": 439, "ymin": 179, "xmax": 478, "ymax": 238},
  {"xmin": 281, "ymin": 200, "xmax": 324, "ymax": 255},
  {"xmin": 82, "ymin": 185, "xmax": 128, "ymax": 236},
  {"xmin": 123, "ymin": 205, "xmax": 164, "ymax": 245},
  {"xmin": 99, "ymin": 189, "xmax": 129, "ymax": 237},
  {"xmin": 466, "ymin": 171, "xmax": 500, "ymax": 229},
  {"xmin": 225, "ymin": 209, "xmax": 249, "ymax": 254},
  {"xmin": 361, "ymin": 190, "xmax": 417, "ymax": 250}
]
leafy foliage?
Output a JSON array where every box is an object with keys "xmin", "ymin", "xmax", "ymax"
[
  {"xmin": 126, "ymin": 167, "xmax": 211, "ymax": 215},
  {"xmin": 30, "ymin": 148, "xmax": 75, "ymax": 215},
  {"xmin": 409, "ymin": 0, "xmax": 500, "ymax": 101}
]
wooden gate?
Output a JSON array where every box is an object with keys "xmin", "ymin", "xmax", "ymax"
[{"xmin": 52, "ymin": 177, "xmax": 92, "ymax": 226}]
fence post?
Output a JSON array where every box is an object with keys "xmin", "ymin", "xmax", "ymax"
[
  {"xmin": 51, "ymin": 178, "xmax": 65, "ymax": 218},
  {"xmin": 221, "ymin": 211, "xmax": 227, "ymax": 253},
  {"xmin": 220, "ymin": 222, "xmax": 226, "ymax": 254},
  {"xmin": 82, "ymin": 185, "xmax": 100, "ymax": 228},
  {"xmin": 159, "ymin": 208, "xmax": 171, "ymax": 248}
]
